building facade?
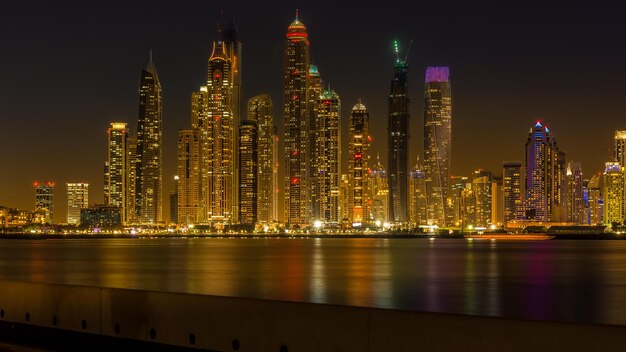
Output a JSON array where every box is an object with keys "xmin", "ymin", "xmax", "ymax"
[
  {"xmin": 603, "ymin": 162, "xmax": 624, "ymax": 225},
  {"xmin": 135, "ymin": 52, "xmax": 163, "ymax": 224},
  {"xmin": 239, "ymin": 120, "xmax": 258, "ymax": 225},
  {"xmin": 423, "ymin": 67, "xmax": 452, "ymax": 227},
  {"xmin": 503, "ymin": 161, "xmax": 522, "ymax": 224},
  {"xmin": 566, "ymin": 161, "xmax": 585, "ymax": 224},
  {"xmin": 315, "ymin": 90, "xmax": 341, "ymax": 224},
  {"xmin": 588, "ymin": 173, "xmax": 604, "ymax": 225},
  {"xmin": 34, "ymin": 181, "xmax": 55, "ymax": 223},
  {"xmin": 177, "ymin": 129, "xmax": 201, "ymax": 225},
  {"xmin": 347, "ymin": 100, "xmax": 370, "ymax": 225},
  {"xmin": 369, "ymin": 155, "xmax": 389, "ymax": 223},
  {"xmin": 409, "ymin": 158, "xmax": 427, "ymax": 228},
  {"xmin": 67, "ymin": 183, "xmax": 89, "ymax": 225}
]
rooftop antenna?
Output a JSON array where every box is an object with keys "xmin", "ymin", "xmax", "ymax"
[{"xmin": 296, "ymin": 8, "xmax": 299, "ymax": 20}]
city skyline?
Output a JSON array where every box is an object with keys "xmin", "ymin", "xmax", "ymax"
[{"xmin": 2, "ymin": 3, "xmax": 626, "ymax": 223}]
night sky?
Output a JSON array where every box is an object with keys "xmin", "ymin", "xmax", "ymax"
[{"xmin": 2, "ymin": 1, "xmax": 626, "ymax": 222}]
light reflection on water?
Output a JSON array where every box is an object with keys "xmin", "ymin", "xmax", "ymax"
[{"xmin": 0, "ymin": 238, "xmax": 626, "ymax": 325}]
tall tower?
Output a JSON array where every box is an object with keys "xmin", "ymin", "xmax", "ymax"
[
  {"xmin": 284, "ymin": 11, "xmax": 310, "ymax": 227},
  {"xmin": 34, "ymin": 181, "xmax": 55, "ymax": 223},
  {"xmin": 348, "ymin": 100, "xmax": 371, "ymax": 225},
  {"xmin": 248, "ymin": 95, "xmax": 276, "ymax": 224},
  {"xmin": 409, "ymin": 158, "xmax": 427, "ymax": 228},
  {"xmin": 387, "ymin": 40, "xmax": 410, "ymax": 224},
  {"xmin": 424, "ymin": 66, "xmax": 452, "ymax": 227},
  {"xmin": 106, "ymin": 122, "xmax": 130, "ymax": 223},
  {"xmin": 566, "ymin": 161, "xmax": 585, "ymax": 224},
  {"xmin": 472, "ymin": 170, "xmax": 493, "ymax": 227},
  {"xmin": 603, "ymin": 162, "xmax": 624, "ymax": 225},
  {"xmin": 177, "ymin": 129, "xmax": 201, "ymax": 225},
  {"xmin": 223, "ymin": 20, "xmax": 242, "ymax": 222},
  {"xmin": 239, "ymin": 120, "xmax": 258, "ymax": 225},
  {"xmin": 135, "ymin": 52, "xmax": 163, "ymax": 224},
  {"xmin": 523, "ymin": 121, "xmax": 561, "ymax": 222},
  {"xmin": 67, "ymin": 183, "xmax": 89, "ymax": 225},
  {"xmin": 316, "ymin": 89, "xmax": 341, "ymax": 224},
  {"xmin": 308, "ymin": 64, "xmax": 323, "ymax": 221},
  {"xmin": 614, "ymin": 131, "xmax": 626, "ymax": 166},
  {"xmin": 204, "ymin": 27, "xmax": 235, "ymax": 224},
  {"xmin": 503, "ymin": 161, "xmax": 522, "ymax": 224}
]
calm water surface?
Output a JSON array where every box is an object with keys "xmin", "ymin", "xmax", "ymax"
[{"xmin": 0, "ymin": 238, "xmax": 625, "ymax": 325}]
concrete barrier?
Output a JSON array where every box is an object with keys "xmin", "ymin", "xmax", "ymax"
[{"xmin": 0, "ymin": 279, "xmax": 624, "ymax": 351}]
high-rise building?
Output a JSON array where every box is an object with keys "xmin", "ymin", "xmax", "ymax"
[
  {"xmin": 248, "ymin": 95, "xmax": 276, "ymax": 224},
  {"xmin": 387, "ymin": 40, "xmax": 410, "ymax": 224},
  {"xmin": 472, "ymin": 170, "xmax": 493, "ymax": 228},
  {"xmin": 492, "ymin": 176, "xmax": 504, "ymax": 227},
  {"xmin": 566, "ymin": 161, "xmax": 585, "ymax": 224},
  {"xmin": 135, "ymin": 52, "xmax": 163, "ymax": 224},
  {"xmin": 409, "ymin": 158, "xmax": 427, "ymax": 228},
  {"xmin": 340, "ymin": 174, "xmax": 350, "ymax": 226},
  {"xmin": 126, "ymin": 137, "xmax": 137, "ymax": 224},
  {"xmin": 424, "ymin": 67, "xmax": 452, "ymax": 227},
  {"xmin": 614, "ymin": 131, "xmax": 626, "ymax": 166},
  {"xmin": 223, "ymin": 20, "xmax": 242, "ymax": 222},
  {"xmin": 503, "ymin": 161, "xmax": 522, "ymax": 224},
  {"xmin": 588, "ymin": 173, "xmax": 604, "ymax": 225},
  {"xmin": 204, "ymin": 28, "xmax": 235, "ymax": 224},
  {"xmin": 603, "ymin": 162, "xmax": 624, "ymax": 225},
  {"xmin": 347, "ymin": 100, "xmax": 370, "ymax": 225},
  {"xmin": 284, "ymin": 12, "xmax": 310, "ymax": 227},
  {"xmin": 34, "ymin": 181, "xmax": 55, "ymax": 223},
  {"xmin": 170, "ymin": 176, "xmax": 179, "ymax": 224},
  {"xmin": 316, "ymin": 89, "xmax": 341, "ymax": 224},
  {"xmin": 522, "ymin": 121, "xmax": 562, "ymax": 222},
  {"xmin": 67, "ymin": 183, "xmax": 89, "ymax": 225},
  {"xmin": 460, "ymin": 186, "xmax": 475, "ymax": 227},
  {"xmin": 308, "ymin": 64, "xmax": 323, "ymax": 221},
  {"xmin": 370, "ymin": 155, "xmax": 389, "ymax": 223},
  {"xmin": 449, "ymin": 175, "xmax": 469, "ymax": 227},
  {"xmin": 177, "ymin": 129, "xmax": 201, "ymax": 225},
  {"xmin": 106, "ymin": 122, "xmax": 131, "ymax": 223},
  {"xmin": 239, "ymin": 120, "xmax": 258, "ymax": 225}
]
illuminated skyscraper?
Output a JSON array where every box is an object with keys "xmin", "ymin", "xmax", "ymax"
[
  {"xmin": 603, "ymin": 162, "xmax": 624, "ymax": 225},
  {"xmin": 106, "ymin": 122, "xmax": 132, "ymax": 224},
  {"xmin": 34, "ymin": 181, "xmax": 55, "ymax": 223},
  {"xmin": 135, "ymin": 52, "xmax": 163, "ymax": 224},
  {"xmin": 284, "ymin": 12, "xmax": 310, "ymax": 227},
  {"xmin": 492, "ymin": 176, "xmax": 504, "ymax": 227},
  {"xmin": 308, "ymin": 64, "xmax": 323, "ymax": 221},
  {"xmin": 239, "ymin": 120, "xmax": 258, "ymax": 225},
  {"xmin": 503, "ymin": 161, "xmax": 522, "ymax": 224},
  {"xmin": 204, "ymin": 29, "xmax": 235, "ymax": 224},
  {"xmin": 67, "ymin": 183, "xmax": 89, "ymax": 225},
  {"xmin": 472, "ymin": 170, "xmax": 493, "ymax": 228},
  {"xmin": 588, "ymin": 173, "xmax": 604, "ymax": 225},
  {"xmin": 348, "ymin": 100, "xmax": 370, "ymax": 225},
  {"xmin": 409, "ymin": 158, "xmax": 427, "ymax": 228},
  {"xmin": 449, "ymin": 175, "xmax": 469, "ymax": 226},
  {"xmin": 126, "ymin": 137, "xmax": 137, "ymax": 224},
  {"xmin": 223, "ymin": 20, "xmax": 242, "ymax": 222},
  {"xmin": 370, "ymin": 155, "xmax": 389, "ymax": 223},
  {"xmin": 522, "ymin": 121, "xmax": 562, "ymax": 222},
  {"xmin": 424, "ymin": 67, "xmax": 452, "ymax": 226},
  {"xmin": 387, "ymin": 40, "xmax": 409, "ymax": 224},
  {"xmin": 615, "ymin": 131, "xmax": 626, "ymax": 166},
  {"xmin": 177, "ymin": 129, "xmax": 201, "ymax": 224},
  {"xmin": 566, "ymin": 161, "xmax": 585, "ymax": 224},
  {"xmin": 170, "ymin": 176, "xmax": 179, "ymax": 224},
  {"xmin": 248, "ymin": 95, "xmax": 276, "ymax": 224},
  {"xmin": 315, "ymin": 89, "xmax": 341, "ymax": 224}
]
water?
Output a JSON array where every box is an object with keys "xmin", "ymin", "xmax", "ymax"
[{"xmin": 0, "ymin": 238, "xmax": 625, "ymax": 325}]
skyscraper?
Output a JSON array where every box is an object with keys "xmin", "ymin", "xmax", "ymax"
[
  {"xmin": 387, "ymin": 40, "xmax": 409, "ymax": 224},
  {"xmin": 284, "ymin": 12, "xmax": 310, "ymax": 227},
  {"xmin": 449, "ymin": 175, "xmax": 469, "ymax": 226},
  {"xmin": 316, "ymin": 89, "xmax": 341, "ymax": 224},
  {"xmin": 204, "ymin": 29, "xmax": 235, "ymax": 224},
  {"xmin": 424, "ymin": 67, "xmax": 452, "ymax": 227},
  {"xmin": 106, "ymin": 122, "xmax": 131, "ymax": 223},
  {"xmin": 614, "ymin": 131, "xmax": 626, "ymax": 166},
  {"xmin": 503, "ymin": 161, "xmax": 522, "ymax": 224},
  {"xmin": 126, "ymin": 137, "xmax": 137, "ymax": 224},
  {"xmin": 308, "ymin": 64, "xmax": 323, "ymax": 221},
  {"xmin": 348, "ymin": 100, "xmax": 370, "ymax": 225},
  {"xmin": 170, "ymin": 176, "xmax": 179, "ymax": 224},
  {"xmin": 523, "ymin": 121, "xmax": 562, "ymax": 222},
  {"xmin": 472, "ymin": 170, "xmax": 493, "ymax": 228},
  {"xmin": 135, "ymin": 52, "xmax": 163, "ymax": 224},
  {"xmin": 239, "ymin": 120, "xmax": 258, "ymax": 225},
  {"xmin": 248, "ymin": 95, "xmax": 276, "ymax": 224},
  {"xmin": 67, "ymin": 183, "xmax": 89, "ymax": 225},
  {"xmin": 588, "ymin": 173, "xmax": 604, "ymax": 225},
  {"xmin": 370, "ymin": 155, "xmax": 389, "ymax": 223},
  {"xmin": 566, "ymin": 161, "xmax": 585, "ymax": 224},
  {"xmin": 34, "ymin": 181, "xmax": 55, "ymax": 223},
  {"xmin": 177, "ymin": 129, "xmax": 201, "ymax": 225},
  {"xmin": 603, "ymin": 162, "xmax": 624, "ymax": 225},
  {"xmin": 409, "ymin": 158, "xmax": 427, "ymax": 228}
]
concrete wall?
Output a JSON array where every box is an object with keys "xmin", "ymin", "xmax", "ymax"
[{"xmin": 0, "ymin": 280, "xmax": 624, "ymax": 351}]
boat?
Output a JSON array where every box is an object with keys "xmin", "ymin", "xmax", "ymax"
[{"xmin": 464, "ymin": 233, "xmax": 554, "ymax": 241}]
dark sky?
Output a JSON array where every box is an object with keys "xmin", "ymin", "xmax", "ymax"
[{"xmin": 2, "ymin": 1, "xmax": 626, "ymax": 222}]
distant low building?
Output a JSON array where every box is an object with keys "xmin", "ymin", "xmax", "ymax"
[{"xmin": 80, "ymin": 205, "xmax": 122, "ymax": 228}]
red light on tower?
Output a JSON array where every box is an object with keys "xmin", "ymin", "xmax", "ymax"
[
  {"xmin": 292, "ymin": 150, "xmax": 299, "ymax": 156},
  {"xmin": 354, "ymin": 153, "xmax": 362, "ymax": 159},
  {"xmin": 291, "ymin": 177, "xmax": 300, "ymax": 185},
  {"xmin": 33, "ymin": 182, "xmax": 39, "ymax": 187}
]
